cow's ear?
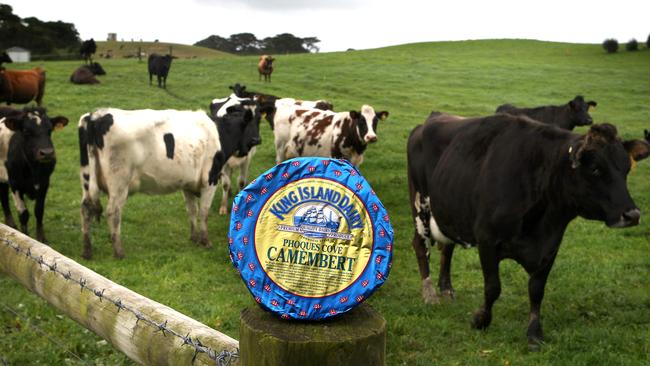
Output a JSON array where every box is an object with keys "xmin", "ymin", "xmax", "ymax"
[
  {"xmin": 624, "ymin": 140, "xmax": 650, "ymax": 162},
  {"xmin": 349, "ymin": 111, "xmax": 360, "ymax": 119},
  {"xmin": 588, "ymin": 101, "xmax": 597, "ymax": 107},
  {"xmin": 569, "ymin": 141, "xmax": 585, "ymax": 168},
  {"xmin": 52, "ymin": 116, "xmax": 69, "ymax": 131},
  {"xmin": 377, "ymin": 111, "xmax": 389, "ymax": 120},
  {"xmin": 2, "ymin": 116, "xmax": 23, "ymax": 131}
]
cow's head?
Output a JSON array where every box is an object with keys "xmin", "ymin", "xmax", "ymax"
[
  {"xmin": 349, "ymin": 105, "xmax": 389, "ymax": 144},
  {"xmin": 229, "ymin": 83, "xmax": 252, "ymax": 98},
  {"xmin": 568, "ymin": 95, "xmax": 597, "ymax": 127},
  {"xmin": 89, "ymin": 62, "xmax": 106, "ymax": 75},
  {"xmin": 568, "ymin": 123, "xmax": 649, "ymax": 228},
  {"xmin": 2, "ymin": 107, "xmax": 69, "ymax": 164},
  {"xmin": 223, "ymin": 103, "xmax": 262, "ymax": 156}
]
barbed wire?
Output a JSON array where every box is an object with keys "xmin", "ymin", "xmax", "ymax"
[
  {"xmin": 0, "ymin": 301, "xmax": 86, "ymax": 363},
  {"xmin": 0, "ymin": 236, "xmax": 239, "ymax": 366}
]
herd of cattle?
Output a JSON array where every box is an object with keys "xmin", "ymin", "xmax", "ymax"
[{"xmin": 1, "ymin": 56, "xmax": 650, "ymax": 348}]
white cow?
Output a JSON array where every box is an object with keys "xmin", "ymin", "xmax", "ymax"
[
  {"xmin": 273, "ymin": 104, "xmax": 388, "ymax": 166},
  {"xmin": 79, "ymin": 107, "xmax": 260, "ymax": 259}
]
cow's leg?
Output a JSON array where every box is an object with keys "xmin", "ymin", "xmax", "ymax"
[
  {"xmin": 197, "ymin": 186, "xmax": 216, "ymax": 248},
  {"xmin": 106, "ymin": 187, "xmax": 128, "ymax": 259},
  {"xmin": 412, "ymin": 232, "xmax": 438, "ymax": 304},
  {"xmin": 526, "ymin": 251, "xmax": 558, "ymax": 350},
  {"xmin": 274, "ymin": 139, "xmax": 285, "ymax": 163},
  {"xmin": 438, "ymin": 243, "xmax": 456, "ymax": 299},
  {"xmin": 238, "ymin": 158, "xmax": 251, "ymax": 191},
  {"xmin": 11, "ymin": 190, "xmax": 29, "ymax": 235},
  {"xmin": 218, "ymin": 165, "xmax": 232, "ymax": 215},
  {"xmin": 182, "ymin": 190, "xmax": 200, "ymax": 242},
  {"xmin": 0, "ymin": 183, "xmax": 16, "ymax": 228},
  {"xmin": 81, "ymin": 196, "xmax": 102, "ymax": 260},
  {"xmin": 149, "ymin": 73, "xmax": 153, "ymax": 85},
  {"xmin": 34, "ymin": 183, "xmax": 49, "ymax": 244},
  {"xmin": 472, "ymin": 245, "xmax": 501, "ymax": 330}
]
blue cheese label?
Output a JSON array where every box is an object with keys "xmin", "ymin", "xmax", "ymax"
[{"xmin": 229, "ymin": 158, "xmax": 393, "ymax": 320}]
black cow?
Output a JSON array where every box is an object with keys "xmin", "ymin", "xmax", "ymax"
[
  {"xmin": 148, "ymin": 54, "xmax": 172, "ymax": 89},
  {"xmin": 80, "ymin": 39, "xmax": 97, "ymax": 64},
  {"xmin": 0, "ymin": 52, "xmax": 12, "ymax": 68},
  {"xmin": 0, "ymin": 107, "xmax": 69, "ymax": 242},
  {"xmin": 228, "ymin": 83, "xmax": 279, "ymax": 129},
  {"xmin": 70, "ymin": 63, "xmax": 106, "ymax": 84},
  {"xmin": 496, "ymin": 95, "xmax": 597, "ymax": 130},
  {"xmin": 407, "ymin": 112, "xmax": 649, "ymax": 348}
]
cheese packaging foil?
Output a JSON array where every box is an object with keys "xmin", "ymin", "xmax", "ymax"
[{"xmin": 228, "ymin": 157, "xmax": 393, "ymax": 320}]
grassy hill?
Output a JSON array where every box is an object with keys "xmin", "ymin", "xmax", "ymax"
[
  {"xmin": 95, "ymin": 40, "xmax": 233, "ymax": 59},
  {"xmin": 1, "ymin": 39, "xmax": 649, "ymax": 365}
]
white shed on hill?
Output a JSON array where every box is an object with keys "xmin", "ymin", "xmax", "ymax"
[{"xmin": 6, "ymin": 47, "xmax": 30, "ymax": 62}]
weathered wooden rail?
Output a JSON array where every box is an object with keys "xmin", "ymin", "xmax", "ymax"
[{"xmin": 0, "ymin": 224, "xmax": 239, "ymax": 365}]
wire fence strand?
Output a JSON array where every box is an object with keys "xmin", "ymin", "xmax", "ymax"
[{"xmin": 1, "ymin": 236, "xmax": 239, "ymax": 366}]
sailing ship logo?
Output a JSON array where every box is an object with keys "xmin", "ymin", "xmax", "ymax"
[{"xmin": 275, "ymin": 204, "xmax": 352, "ymax": 240}]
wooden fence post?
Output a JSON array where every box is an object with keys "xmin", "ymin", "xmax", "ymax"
[
  {"xmin": 239, "ymin": 304, "xmax": 386, "ymax": 366},
  {"xmin": 0, "ymin": 225, "xmax": 239, "ymax": 366}
]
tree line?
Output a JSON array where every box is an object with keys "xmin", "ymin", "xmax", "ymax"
[
  {"xmin": 194, "ymin": 33, "xmax": 320, "ymax": 55},
  {"xmin": 0, "ymin": 4, "xmax": 81, "ymax": 59}
]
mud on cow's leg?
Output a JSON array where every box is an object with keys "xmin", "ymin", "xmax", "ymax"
[
  {"xmin": 183, "ymin": 190, "xmax": 200, "ymax": 242},
  {"xmin": 412, "ymin": 232, "xmax": 438, "ymax": 304},
  {"xmin": 0, "ymin": 183, "xmax": 16, "ymax": 228}
]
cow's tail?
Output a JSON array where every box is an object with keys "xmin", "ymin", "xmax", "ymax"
[{"xmin": 78, "ymin": 113, "xmax": 102, "ymax": 222}]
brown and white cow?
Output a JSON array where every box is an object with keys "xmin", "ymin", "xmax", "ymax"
[
  {"xmin": 273, "ymin": 104, "xmax": 388, "ymax": 166},
  {"xmin": 258, "ymin": 55, "xmax": 274, "ymax": 82},
  {"xmin": 0, "ymin": 68, "xmax": 46, "ymax": 106}
]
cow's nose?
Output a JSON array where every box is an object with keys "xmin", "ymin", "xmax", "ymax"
[
  {"xmin": 622, "ymin": 208, "xmax": 641, "ymax": 226},
  {"xmin": 37, "ymin": 148, "xmax": 55, "ymax": 161},
  {"xmin": 365, "ymin": 135, "xmax": 377, "ymax": 143},
  {"xmin": 250, "ymin": 137, "xmax": 262, "ymax": 147}
]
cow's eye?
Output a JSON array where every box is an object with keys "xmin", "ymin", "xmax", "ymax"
[{"xmin": 591, "ymin": 167, "xmax": 601, "ymax": 176}]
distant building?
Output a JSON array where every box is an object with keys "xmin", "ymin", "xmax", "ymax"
[
  {"xmin": 6, "ymin": 47, "xmax": 30, "ymax": 62},
  {"xmin": 107, "ymin": 33, "xmax": 117, "ymax": 41}
]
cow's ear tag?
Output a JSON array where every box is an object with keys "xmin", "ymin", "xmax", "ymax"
[
  {"xmin": 588, "ymin": 105, "xmax": 595, "ymax": 112},
  {"xmin": 54, "ymin": 124, "xmax": 65, "ymax": 131},
  {"xmin": 261, "ymin": 112, "xmax": 267, "ymax": 119}
]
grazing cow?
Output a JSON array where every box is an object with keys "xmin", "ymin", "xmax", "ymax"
[
  {"xmin": 70, "ymin": 63, "xmax": 106, "ymax": 84},
  {"xmin": 258, "ymin": 55, "xmax": 275, "ymax": 82},
  {"xmin": 496, "ymin": 95, "xmax": 597, "ymax": 130},
  {"xmin": 407, "ymin": 112, "xmax": 649, "ymax": 348},
  {"xmin": 209, "ymin": 95, "xmax": 268, "ymax": 215},
  {"xmin": 273, "ymin": 104, "xmax": 388, "ymax": 166},
  {"xmin": 80, "ymin": 39, "xmax": 97, "ymax": 64},
  {"xmin": 148, "ymin": 54, "xmax": 172, "ymax": 88},
  {"xmin": 0, "ymin": 68, "xmax": 46, "ymax": 106},
  {"xmin": 79, "ymin": 106, "xmax": 261, "ymax": 259},
  {"xmin": 228, "ymin": 83, "xmax": 279, "ymax": 129},
  {"xmin": 0, "ymin": 107, "xmax": 69, "ymax": 242}
]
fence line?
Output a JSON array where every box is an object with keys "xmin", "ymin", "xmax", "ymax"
[{"xmin": 0, "ymin": 225, "xmax": 239, "ymax": 366}]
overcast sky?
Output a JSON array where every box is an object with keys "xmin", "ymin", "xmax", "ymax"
[{"xmin": 5, "ymin": 0, "xmax": 649, "ymax": 52}]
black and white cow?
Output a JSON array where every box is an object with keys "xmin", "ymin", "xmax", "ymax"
[
  {"xmin": 407, "ymin": 112, "xmax": 649, "ymax": 348},
  {"xmin": 79, "ymin": 106, "xmax": 261, "ymax": 259},
  {"xmin": 0, "ymin": 107, "xmax": 69, "ymax": 242},
  {"xmin": 496, "ymin": 95, "xmax": 597, "ymax": 130},
  {"xmin": 273, "ymin": 104, "xmax": 388, "ymax": 165},
  {"xmin": 148, "ymin": 54, "xmax": 172, "ymax": 88}
]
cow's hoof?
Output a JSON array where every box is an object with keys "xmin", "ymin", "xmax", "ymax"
[
  {"xmin": 422, "ymin": 278, "xmax": 439, "ymax": 304},
  {"xmin": 81, "ymin": 251, "xmax": 93, "ymax": 260},
  {"xmin": 471, "ymin": 309, "xmax": 491, "ymax": 330},
  {"xmin": 440, "ymin": 288, "xmax": 455, "ymax": 300},
  {"xmin": 113, "ymin": 252, "xmax": 125, "ymax": 259},
  {"xmin": 218, "ymin": 206, "xmax": 228, "ymax": 215},
  {"xmin": 528, "ymin": 339, "xmax": 543, "ymax": 352}
]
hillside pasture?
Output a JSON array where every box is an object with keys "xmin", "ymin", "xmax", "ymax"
[{"xmin": 0, "ymin": 40, "xmax": 649, "ymax": 365}]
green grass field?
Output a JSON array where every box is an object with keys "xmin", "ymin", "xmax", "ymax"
[{"xmin": 1, "ymin": 40, "xmax": 649, "ymax": 365}]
